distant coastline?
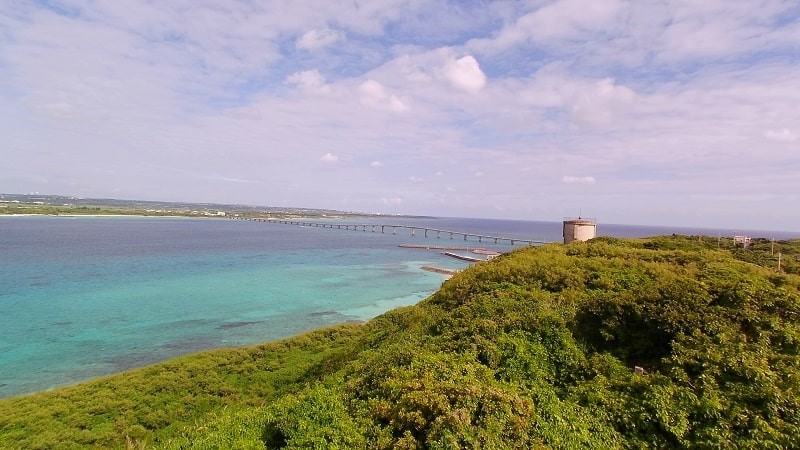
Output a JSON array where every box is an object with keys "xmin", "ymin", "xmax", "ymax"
[
  {"xmin": 2, "ymin": 192, "xmax": 798, "ymax": 239},
  {"xmin": 0, "ymin": 193, "xmax": 435, "ymax": 221}
]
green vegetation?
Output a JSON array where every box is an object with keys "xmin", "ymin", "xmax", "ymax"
[
  {"xmin": 0, "ymin": 194, "xmax": 429, "ymax": 220},
  {"xmin": 0, "ymin": 203, "xmax": 190, "ymax": 217},
  {"xmin": 2, "ymin": 236, "xmax": 799, "ymax": 449},
  {"xmin": 0, "ymin": 326, "xmax": 364, "ymax": 449}
]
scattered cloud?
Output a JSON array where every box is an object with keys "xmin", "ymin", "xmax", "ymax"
[
  {"xmin": 469, "ymin": 0, "xmax": 624, "ymax": 52},
  {"xmin": 296, "ymin": 28, "xmax": 344, "ymax": 51},
  {"xmin": 571, "ymin": 78, "xmax": 635, "ymax": 127},
  {"xmin": 562, "ymin": 176, "xmax": 597, "ymax": 184},
  {"xmin": 320, "ymin": 153, "xmax": 339, "ymax": 163},
  {"xmin": 765, "ymin": 129, "xmax": 797, "ymax": 142},
  {"xmin": 358, "ymin": 80, "xmax": 408, "ymax": 112},
  {"xmin": 441, "ymin": 55, "xmax": 486, "ymax": 92},
  {"xmin": 370, "ymin": 161, "xmax": 384, "ymax": 168},
  {"xmin": 285, "ymin": 69, "xmax": 330, "ymax": 93},
  {"xmin": 409, "ymin": 176, "xmax": 424, "ymax": 183}
]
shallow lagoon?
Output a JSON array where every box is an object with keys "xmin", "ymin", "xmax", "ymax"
[{"xmin": 0, "ymin": 216, "xmax": 496, "ymax": 397}]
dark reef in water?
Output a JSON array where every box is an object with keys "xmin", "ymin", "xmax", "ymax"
[{"xmin": 217, "ymin": 321, "xmax": 262, "ymax": 330}]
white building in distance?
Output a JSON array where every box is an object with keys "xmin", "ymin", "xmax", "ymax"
[{"xmin": 563, "ymin": 218, "xmax": 597, "ymax": 244}]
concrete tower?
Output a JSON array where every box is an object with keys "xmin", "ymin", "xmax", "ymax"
[{"xmin": 563, "ymin": 217, "xmax": 597, "ymax": 244}]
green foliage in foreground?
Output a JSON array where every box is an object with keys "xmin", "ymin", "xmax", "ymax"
[
  {"xmin": 0, "ymin": 326, "xmax": 363, "ymax": 449},
  {"xmin": 2, "ymin": 236, "xmax": 799, "ymax": 449}
]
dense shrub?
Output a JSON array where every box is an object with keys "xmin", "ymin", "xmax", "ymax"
[{"xmin": 2, "ymin": 236, "xmax": 799, "ymax": 449}]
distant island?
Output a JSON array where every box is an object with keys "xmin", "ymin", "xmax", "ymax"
[
  {"xmin": 1, "ymin": 235, "xmax": 798, "ymax": 448},
  {"xmin": 0, "ymin": 193, "xmax": 435, "ymax": 220}
]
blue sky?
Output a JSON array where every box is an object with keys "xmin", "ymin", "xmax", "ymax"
[{"xmin": 1, "ymin": 0, "xmax": 799, "ymax": 229}]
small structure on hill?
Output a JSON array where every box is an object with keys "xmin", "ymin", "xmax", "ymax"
[
  {"xmin": 733, "ymin": 235, "xmax": 751, "ymax": 249},
  {"xmin": 563, "ymin": 217, "xmax": 597, "ymax": 244}
]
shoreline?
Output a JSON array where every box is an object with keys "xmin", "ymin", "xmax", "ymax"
[
  {"xmin": 0, "ymin": 319, "xmax": 371, "ymax": 401},
  {"xmin": 0, "ymin": 213, "xmax": 215, "ymax": 218},
  {"xmin": 0, "ymin": 287, "xmax": 440, "ymax": 400}
]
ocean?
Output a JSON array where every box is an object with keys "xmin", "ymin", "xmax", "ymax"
[{"xmin": 1, "ymin": 215, "xmax": 798, "ymax": 398}]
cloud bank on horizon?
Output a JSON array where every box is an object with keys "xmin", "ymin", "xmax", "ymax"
[{"xmin": 1, "ymin": 0, "xmax": 798, "ymax": 229}]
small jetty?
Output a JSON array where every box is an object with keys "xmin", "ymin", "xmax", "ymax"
[
  {"xmin": 421, "ymin": 266, "xmax": 459, "ymax": 276},
  {"xmin": 442, "ymin": 252, "xmax": 484, "ymax": 263},
  {"xmin": 402, "ymin": 243, "xmax": 502, "ymax": 260},
  {"xmin": 472, "ymin": 248, "xmax": 501, "ymax": 256}
]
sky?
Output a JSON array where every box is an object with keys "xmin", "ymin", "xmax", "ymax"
[{"xmin": 1, "ymin": 0, "xmax": 799, "ymax": 229}]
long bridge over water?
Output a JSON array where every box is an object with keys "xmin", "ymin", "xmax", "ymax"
[{"xmin": 231, "ymin": 217, "xmax": 546, "ymax": 246}]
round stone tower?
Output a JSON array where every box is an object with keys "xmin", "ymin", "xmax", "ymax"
[{"xmin": 563, "ymin": 217, "xmax": 597, "ymax": 244}]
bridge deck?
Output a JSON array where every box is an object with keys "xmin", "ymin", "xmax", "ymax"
[{"xmin": 231, "ymin": 217, "xmax": 547, "ymax": 246}]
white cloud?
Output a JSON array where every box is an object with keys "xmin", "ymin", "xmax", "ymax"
[
  {"xmin": 320, "ymin": 152, "xmax": 338, "ymax": 163},
  {"xmin": 467, "ymin": 0, "xmax": 797, "ymax": 72},
  {"xmin": 653, "ymin": 2, "xmax": 795, "ymax": 63},
  {"xmin": 470, "ymin": 0, "xmax": 624, "ymax": 51},
  {"xmin": 571, "ymin": 78, "xmax": 635, "ymax": 127},
  {"xmin": 358, "ymin": 80, "xmax": 385, "ymax": 102},
  {"xmin": 435, "ymin": 170, "xmax": 444, "ymax": 176},
  {"xmin": 523, "ymin": 0, "xmax": 624, "ymax": 41},
  {"xmin": 409, "ymin": 176, "xmax": 424, "ymax": 183},
  {"xmin": 358, "ymin": 80, "xmax": 407, "ymax": 112},
  {"xmin": 562, "ymin": 176, "xmax": 596, "ymax": 184},
  {"xmin": 296, "ymin": 28, "xmax": 344, "ymax": 51},
  {"xmin": 3, "ymin": 1, "xmax": 800, "ymax": 228},
  {"xmin": 765, "ymin": 129, "xmax": 797, "ymax": 142},
  {"xmin": 285, "ymin": 69, "xmax": 328, "ymax": 92},
  {"xmin": 441, "ymin": 55, "xmax": 486, "ymax": 92}
]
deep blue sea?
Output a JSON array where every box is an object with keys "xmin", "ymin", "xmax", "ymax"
[{"xmin": 1, "ymin": 215, "xmax": 798, "ymax": 398}]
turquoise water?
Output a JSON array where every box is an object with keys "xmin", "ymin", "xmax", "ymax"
[
  {"xmin": 2, "ymin": 215, "xmax": 797, "ymax": 398},
  {"xmin": 0, "ymin": 216, "xmax": 482, "ymax": 398}
]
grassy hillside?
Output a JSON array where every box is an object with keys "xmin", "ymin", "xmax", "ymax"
[
  {"xmin": 0, "ymin": 326, "xmax": 365, "ymax": 448},
  {"xmin": 2, "ymin": 236, "xmax": 799, "ymax": 449}
]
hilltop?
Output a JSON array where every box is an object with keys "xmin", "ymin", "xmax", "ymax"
[{"xmin": 1, "ymin": 236, "xmax": 799, "ymax": 448}]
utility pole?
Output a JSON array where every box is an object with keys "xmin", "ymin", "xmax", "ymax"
[{"xmin": 778, "ymin": 252, "xmax": 782, "ymax": 272}]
